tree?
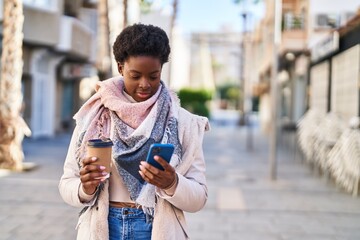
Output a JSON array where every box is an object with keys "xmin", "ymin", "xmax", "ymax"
[
  {"xmin": 97, "ymin": 0, "xmax": 112, "ymax": 80},
  {"xmin": 139, "ymin": 0, "xmax": 153, "ymax": 13},
  {"xmin": 0, "ymin": 0, "xmax": 31, "ymax": 170},
  {"xmin": 168, "ymin": 0, "xmax": 178, "ymax": 87},
  {"xmin": 123, "ymin": 0, "xmax": 128, "ymax": 28}
]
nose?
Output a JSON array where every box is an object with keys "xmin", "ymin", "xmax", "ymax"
[{"xmin": 139, "ymin": 78, "xmax": 151, "ymax": 89}]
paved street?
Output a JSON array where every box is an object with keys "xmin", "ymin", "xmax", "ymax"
[
  {"xmin": 1, "ymin": 120, "xmax": 360, "ymax": 240},
  {"xmin": 187, "ymin": 124, "xmax": 360, "ymax": 240}
]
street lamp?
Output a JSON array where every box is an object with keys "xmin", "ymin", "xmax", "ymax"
[
  {"xmin": 269, "ymin": 0, "xmax": 282, "ymax": 180},
  {"xmin": 240, "ymin": 11, "xmax": 255, "ymax": 151},
  {"xmin": 238, "ymin": 12, "xmax": 248, "ymax": 126}
]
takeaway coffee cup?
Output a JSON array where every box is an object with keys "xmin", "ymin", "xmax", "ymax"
[{"xmin": 87, "ymin": 138, "xmax": 113, "ymax": 179}]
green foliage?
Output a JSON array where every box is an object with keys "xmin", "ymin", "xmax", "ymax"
[
  {"xmin": 217, "ymin": 84, "xmax": 241, "ymax": 110},
  {"xmin": 178, "ymin": 88, "xmax": 212, "ymax": 103},
  {"xmin": 140, "ymin": 0, "xmax": 153, "ymax": 14},
  {"xmin": 178, "ymin": 88, "xmax": 212, "ymax": 117},
  {"xmin": 218, "ymin": 84, "xmax": 240, "ymax": 101}
]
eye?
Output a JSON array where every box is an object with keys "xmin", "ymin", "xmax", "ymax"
[{"xmin": 130, "ymin": 75, "xmax": 140, "ymax": 79}]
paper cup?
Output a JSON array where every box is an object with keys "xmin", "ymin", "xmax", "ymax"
[{"xmin": 87, "ymin": 138, "xmax": 113, "ymax": 179}]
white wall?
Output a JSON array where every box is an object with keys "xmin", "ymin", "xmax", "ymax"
[
  {"xmin": 331, "ymin": 45, "xmax": 360, "ymax": 123},
  {"xmin": 140, "ymin": 10, "xmax": 172, "ymax": 86},
  {"xmin": 309, "ymin": 0, "xmax": 360, "ymax": 14},
  {"xmin": 308, "ymin": 0, "xmax": 360, "ymax": 47},
  {"xmin": 310, "ymin": 61, "xmax": 329, "ymax": 115},
  {"xmin": 169, "ymin": 26, "xmax": 191, "ymax": 90}
]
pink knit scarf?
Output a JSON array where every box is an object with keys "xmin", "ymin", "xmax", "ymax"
[{"xmin": 97, "ymin": 76, "xmax": 161, "ymax": 129}]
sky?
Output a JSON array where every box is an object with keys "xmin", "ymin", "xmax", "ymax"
[{"xmin": 163, "ymin": 0, "xmax": 265, "ymax": 34}]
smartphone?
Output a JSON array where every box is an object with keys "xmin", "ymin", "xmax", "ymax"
[{"xmin": 146, "ymin": 143, "xmax": 174, "ymax": 171}]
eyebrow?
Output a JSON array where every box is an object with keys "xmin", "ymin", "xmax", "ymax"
[{"xmin": 127, "ymin": 69, "xmax": 160, "ymax": 74}]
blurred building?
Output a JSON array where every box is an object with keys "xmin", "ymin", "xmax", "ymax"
[
  {"xmin": 0, "ymin": 0, "xmax": 191, "ymax": 138},
  {"xmin": 0, "ymin": 0, "xmax": 99, "ymax": 138},
  {"xmin": 0, "ymin": 0, "xmax": 146, "ymax": 138},
  {"xmin": 246, "ymin": 0, "xmax": 360, "ymax": 133},
  {"xmin": 189, "ymin": 31, "xmax": 241, "ymax": 97},
  {"xmin": 244, "ymin": 0, "xmax": 360, "ymax": 195},
  {"xmin": 309, "ymin": 6, "xmax": 360, "ymax": 124}
]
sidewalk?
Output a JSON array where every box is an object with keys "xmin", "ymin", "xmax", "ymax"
[
  {"xmin": 0, "ymin": 123, "xmax": 360, "ymax": 240},
  {"xmin": 0, "ymin": 135, "xmax": 77, "ymax": 240},
  {"xmin": 187, "ymin": 124, "xmax": 360, "ymax": 240}
]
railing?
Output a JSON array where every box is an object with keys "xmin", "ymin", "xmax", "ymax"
[{"xmin": 282, "ymin": 13, "xmax": 305, "ymax": 31}]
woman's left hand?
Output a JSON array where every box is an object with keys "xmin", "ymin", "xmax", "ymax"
[{"xmin": 139, "ymin": 156, "xmax": 176, "ymax": 189}]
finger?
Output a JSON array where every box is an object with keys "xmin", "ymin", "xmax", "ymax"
[
  {"xmin": 139, "ymin": 170, "xmax": 164, "ymax": 187},
  {"xmin": 80, "ymin": 168, "xmax": 108, "ymax": 181},
  {"xmin": 139, "ymin": 164, "xmax": 157, "ymax": 181},
  {"xmin": 140, "ymin": 161, "xmax": 160, "ymax": 175},
  {"xmin": 139, "ymin": 170, "xmax": 148, "ymax": 181},
  {"xmin": 139, "ymin": 164, "xmax": 175, "ymax": 188},
  {"xmin": 83, "ymin": 179, "xmax": 102, "ymax": 186},
  {"xmin": 80, "ymin": 165, "xmax": 105, "ymax": 177},
  {"xmin": 154, "ymin": 156, "xmax": 174, "ymax": 172},
  {"xmin": 82, "ymin": 156, "xmax": 98, "ymax": 166}
]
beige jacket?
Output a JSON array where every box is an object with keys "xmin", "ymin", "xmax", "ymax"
[{"xmin": 59, "ymin": 107, "xmax": 210, "ymax": 240}]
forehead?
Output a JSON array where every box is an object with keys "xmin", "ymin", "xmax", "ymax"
[{"xmin": 124, "ymin": 56, "xmax": 162, "ymax": 70}]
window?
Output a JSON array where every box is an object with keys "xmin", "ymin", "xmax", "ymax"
[{"xmin": 23, "ymin": 0, "xmax": 57, "ymax": 11}]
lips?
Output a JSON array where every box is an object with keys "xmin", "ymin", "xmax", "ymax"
[{"xmin": 136, "ymin": 91, "xmax": 151, "ymax": 99}]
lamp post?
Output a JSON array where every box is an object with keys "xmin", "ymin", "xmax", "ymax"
[
  {"xmin": 238, "ymin": 11, "xmax": 248, "ymax": 126},
  {"xmin": 269, "ymin": 0, "xmax": 282, "ymax": 180}
]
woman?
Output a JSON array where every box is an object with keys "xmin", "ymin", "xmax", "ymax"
[{"xmin": 59, "ymin": 23, "xmax": 209, "ymax": 240}]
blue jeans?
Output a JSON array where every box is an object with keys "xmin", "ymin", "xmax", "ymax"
[{"xmin": 108, "ymin": 207, "xmax": 152, "ymax": 240}]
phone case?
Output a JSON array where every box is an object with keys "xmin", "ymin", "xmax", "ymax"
[{"xmin": 146, "ymin": 143, "xmax": 174, "ymax": 170}]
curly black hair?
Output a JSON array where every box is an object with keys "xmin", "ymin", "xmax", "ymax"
[{"xmin": 113, "ymin": 23, "xmax": 171, "ymax": 66}]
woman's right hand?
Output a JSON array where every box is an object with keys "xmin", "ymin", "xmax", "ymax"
[{"xmin": 80, "ymin": 157, "xmax": 108, "ymax": 195}]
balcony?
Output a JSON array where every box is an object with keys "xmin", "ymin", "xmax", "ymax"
[
  {"xmin": 280, "ymin": 14, "xmax": 307, "ymax": 53},
  {"xmin": 23, "ymin": 1, "xmax": 62, "ymax": 47},
  {"xmin": 56, "ymin": 15, "xmax": 94, "ymax": 60}
]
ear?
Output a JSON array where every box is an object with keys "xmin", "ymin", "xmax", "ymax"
[{"xmin": 117, "ymin": 62, "xmax": 123, "ymax": 75}]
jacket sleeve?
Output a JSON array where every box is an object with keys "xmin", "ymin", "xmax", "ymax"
[
  {"xmin": 156, "ymin": 112, "xmax": 209, "ymax": 213},
  {"xmin": 58, "ymin": 126, "xmax": 96, "ymax": 208}
]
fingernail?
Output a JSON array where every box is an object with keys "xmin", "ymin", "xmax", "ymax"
[
  {"xmin": 91, "ymin": 157, "xmax": 97, "ymax": 161},
  {"xmin": 99, "ymin": 166, "xmax": 106, "ymax": 170},
  {"xmin": 102, "ymin": 171, "xmax": 108, "ymax": 176}
]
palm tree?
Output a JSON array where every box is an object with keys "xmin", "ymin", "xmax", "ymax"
[
  {"xmin": 0, "ymin": 0, "xmax": 30, "ymax": 170},
  {"xmin": 123, "ymin": 0, "xmax": 128, "ymax": 28},
  {"xmin": 167, "ymin": 0, "xmax": 178, "ymax": 87},
  {"xmin": 97, "ymin": 0, "xmax": 112, "ymax": 80}
]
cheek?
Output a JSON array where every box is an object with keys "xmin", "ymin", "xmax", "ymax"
[
  {"xmin": 124, "ymin": 81, "xmax": 136, "ymax": 93},
  {"xmin": 151, "ymin": 83, "xmax": 161, "ymax": 92},
  {"xmin": 151, "ymin": 81, "xmax": 161, "ymax": 88}
]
